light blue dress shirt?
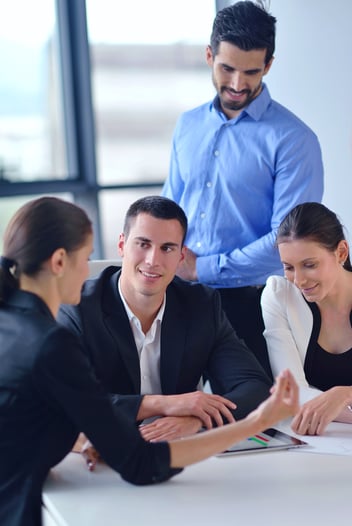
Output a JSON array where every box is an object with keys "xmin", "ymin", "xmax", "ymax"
[{"xmin": 162, "ymin": 84, "xmax": 324, "ymax": 288}]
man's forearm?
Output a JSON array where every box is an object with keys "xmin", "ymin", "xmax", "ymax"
[{"xmin": 136, "ymin": 394, "xmax": 168, "ymax": 421}]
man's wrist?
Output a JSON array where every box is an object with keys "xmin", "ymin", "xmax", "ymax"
[{"xmin": 138, "ymin": 394, "xmax": 165, "ymax": 420}]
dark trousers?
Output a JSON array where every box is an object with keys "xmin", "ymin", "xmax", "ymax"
[{"xmin": 218, "ymin": 286, "xmax": 273, "ymax": 381}]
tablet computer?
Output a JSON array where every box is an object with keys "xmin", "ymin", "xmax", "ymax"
[{"xmin": 217, "ymin": 428, "xmax": 308, "ymax": 456}]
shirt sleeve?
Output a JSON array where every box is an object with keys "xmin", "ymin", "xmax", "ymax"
[
  {"xmin": 162, "ymin": 128, "xmax": 185, "ymax": 202},
  {"xmin": 34, "ymin": 326, "xmax": 182, "ymax": 485}
]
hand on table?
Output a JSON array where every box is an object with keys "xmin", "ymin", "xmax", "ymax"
[
  {"xmin": 161, "ymin": 391, "xmax": 236, "ymax": 429},
  {"xmin": 291, "ymin": 386, "xmax": 352, "ymax": 435},
  {"xmin": 139, "ymin": 416, "xmax": 203, "ymax": 442}
]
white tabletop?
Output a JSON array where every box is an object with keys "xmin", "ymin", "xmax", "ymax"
[{"xmin": 43, "ymin": 420, "xmax": 352, "ymax": 526}]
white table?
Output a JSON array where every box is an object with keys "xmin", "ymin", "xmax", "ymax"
[{"xmin": 43, "ymin": 421, "xmax": 352, "ymax": 526}]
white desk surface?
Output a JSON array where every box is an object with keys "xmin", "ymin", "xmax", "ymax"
[{"xmin": 43, "ymin": 420, "xmax": 352, "ymax": 526}]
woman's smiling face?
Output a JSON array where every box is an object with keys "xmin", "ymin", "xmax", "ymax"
[{"xmin": 278, "ymin": 238, "xmax": 346, "ymax": 303}]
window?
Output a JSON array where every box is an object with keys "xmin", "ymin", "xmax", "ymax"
[
  {"xmin": 0, "ymin": 0, "xmax": 77, "ymax": 250},
  {"xmin": 86, "ymin": 0, "xmax": 215, "ymax": 256},
  {"xmin": 0, "ymin": 193, "xmax": 72, "ymax": 254},
  {"xmin": 0, "ymin": 0, "xmax": 67, "ymax": 183},
  {"xmin": 0, "ymin": 1, "xmax": 217, "ymax": 258},
  {"xmin": 87, "ymin": 0, "xmax": 214, "ymax": 186}
]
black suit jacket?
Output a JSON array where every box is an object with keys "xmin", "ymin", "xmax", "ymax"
[
  {"xmin": 58, "ymin": 267, "xmax": 271, "ymax": 421},
  {"xmin": 0, "ymin": 290, "xmax": 180, "ymax": 526}
]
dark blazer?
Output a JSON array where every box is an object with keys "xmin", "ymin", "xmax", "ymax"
[
  {"xmin": 58, "ymin": 267, "xmax": 272, "ymax": 421},
  {"xmin": 0, "ymin": 290, "xmax": 180, "ymax": 526}
]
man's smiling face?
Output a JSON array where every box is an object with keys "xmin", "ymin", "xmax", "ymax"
[{"xmin": 118, "ymin": 212, "xmax": 185, "ymax": 304}]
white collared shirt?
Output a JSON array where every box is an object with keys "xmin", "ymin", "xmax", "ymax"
[{"xmin": 118, "ymin": 279, "xmax": 165, "ymax": 394}]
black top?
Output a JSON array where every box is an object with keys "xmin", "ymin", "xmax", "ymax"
[
  {"xmin": 0, "ymin": 290, "xmax": 181, "ymax": 526},
  {"xmin": 304, "ymin": 301, "xmax": 352, "ymax": 391}
]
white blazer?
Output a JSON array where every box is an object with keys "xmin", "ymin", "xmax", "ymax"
[{"xmin": 261, "ymin": 275, "xmax": 322, "ymax": 403}]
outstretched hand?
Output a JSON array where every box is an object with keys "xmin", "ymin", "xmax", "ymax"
[{"xmin": 252, "ymin": 369, "xmax": 299, "ymax": 428}]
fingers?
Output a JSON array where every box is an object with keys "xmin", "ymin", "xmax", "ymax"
[
  {"xmin": 81, "ymin": 448, "xmax": 97, "ymax": 471},
  {"xmin": 262, "ymin": 370, "xmax": 300, "ymax": 426},
  {"xmin": 251, "ymin": 370, "xmax": 300, "ymax": 431},
  {"xmin": 291, "ymin": 408, "xmax": 328, "ymax": 436},
  {"xmin": 164, "ymin": 391, "xmax": 236, "ymax": 429},
  {"xmin": 81, "ymin": 441, "xmax": 100, "ymax": 471},
  {"xmin": 292, "ymin": 412, "xmax": 318, "ymax": 435},
  {"xmin": 201, "ymin": 405, "xmax": 235, "ymax": 428},
  {"xmin": 140, "ymin": 416, "xmax": 202, "ymax": 442},
  {"xmin": 194, "ymin": 394, "xmax": 236, "ymax": 429},
  {"xmin": 273, "ymin": 369, "xmax": 299, "ymax": 412},
  {"xmin": 291, "ymin": 387, "xmax": 349, "ymax": 436},
  {"xmin": 294, "ymin": 419, "xmax": 313, "ymax": 435}
]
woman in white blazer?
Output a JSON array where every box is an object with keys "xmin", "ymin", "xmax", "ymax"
[{"xmin": 261, "ymin": 202, "xmax": 352, "ymax": 436}]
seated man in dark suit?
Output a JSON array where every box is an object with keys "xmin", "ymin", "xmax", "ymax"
[{"xmin": 58, "ymin": 196, "xmax": 272, "ymax": 443}]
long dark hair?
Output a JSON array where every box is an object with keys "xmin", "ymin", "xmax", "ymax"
[
  {"xmin": 277, "ymin": 202, "xmax": 352, "ymax": 271},
  {"xmin": 0, "ymin": 197, "xmax": 92, "ymax": 301}
]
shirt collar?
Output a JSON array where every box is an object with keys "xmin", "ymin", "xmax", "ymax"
[
  {"xmin": 211, "ymin": 83, "xmax": 271, "ymax": 122},
  {"xmin": 117, "ymin": 278, "xmax": 166, "ymax": 328}
]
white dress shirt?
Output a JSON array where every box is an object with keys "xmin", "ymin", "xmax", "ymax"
[{"xmin": 118, "ymin": 280, "xmax": 166, "ymax": 395}]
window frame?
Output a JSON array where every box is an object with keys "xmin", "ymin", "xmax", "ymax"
[{"xmin": 0, "ymin": 0, "xmax": 222, "ymax": 257}]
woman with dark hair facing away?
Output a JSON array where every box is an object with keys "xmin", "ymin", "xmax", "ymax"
[
  {"xmin": 0, "ymin": 196, "xmax": 298, "ymax": 526},
  {"xmin": 261, "ymin": 202, "xmax": 352, "ymax": 436}
]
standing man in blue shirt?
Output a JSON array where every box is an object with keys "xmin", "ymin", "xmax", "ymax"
[{"xmin": 162, "ymin": 1, "xmax": 324, "ymax": 378}]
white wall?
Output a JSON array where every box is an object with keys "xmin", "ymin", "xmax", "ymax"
[{"xmin": 267, "ymin": 0, "xmax": 352, "ymax": 236}]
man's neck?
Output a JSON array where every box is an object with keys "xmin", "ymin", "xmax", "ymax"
[{"xmin": 119, "ymin": 278, "xmax": 163, "ymax": 334}]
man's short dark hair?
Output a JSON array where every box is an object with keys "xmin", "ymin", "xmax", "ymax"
[
  {"xmin": 210, "ymin": 1, "xmax": 276, "ymax": 64},
  {"xmin": 123, "ymin": 196, "xmax": 188, "ymax": 245}
]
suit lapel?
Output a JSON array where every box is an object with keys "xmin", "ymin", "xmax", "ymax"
[
  {"xmin": 160, "ymin": 285, "xmax": 188, "ymax": 394},
  {"xmin": 103, "ymin": 272, "xmax": 141, "ymax": 393}
]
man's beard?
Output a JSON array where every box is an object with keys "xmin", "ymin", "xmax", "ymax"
[{"xmin": 218, "ymin": 82, "xmax": 262, "ymax": 112}]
